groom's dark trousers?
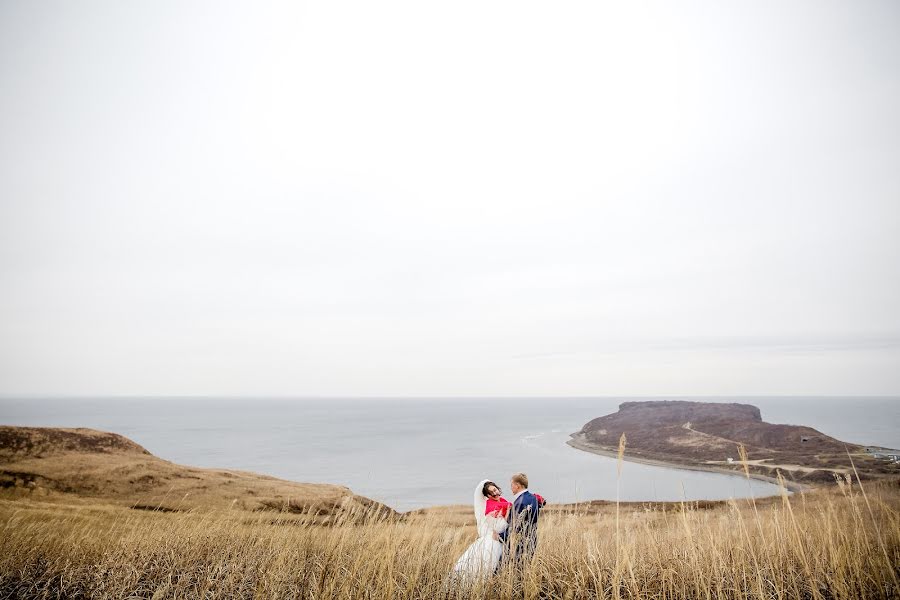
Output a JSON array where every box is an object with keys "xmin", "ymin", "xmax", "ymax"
[{"xmin": 499, "ymin": 490, "xmax": 540, "ymax": 568}]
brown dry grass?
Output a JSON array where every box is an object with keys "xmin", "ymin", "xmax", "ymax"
[
  {"xmin": 2, "ymin": 425, "xmax": 898, "ymax": 598},
  {"xmin": 1, "ymin": 478, "xmax": 898, "ymax": 599}
]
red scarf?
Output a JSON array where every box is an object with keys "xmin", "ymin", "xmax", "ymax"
[{"xmin": 485, "ymin": 496, "xmax": 511, "ymax": 517}]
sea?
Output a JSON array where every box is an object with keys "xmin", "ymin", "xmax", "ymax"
[{"xmin": 1, "ymin": 396, "xmax": 897, "ymax": 512}]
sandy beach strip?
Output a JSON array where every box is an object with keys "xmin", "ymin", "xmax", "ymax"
[{"xmin": 566, "ymin": 432, "xmax": 809, "ymax": 493}]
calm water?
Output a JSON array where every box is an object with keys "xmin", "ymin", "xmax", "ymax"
[{"xmin": 1, "ymin": 397, "xmax": 897, "ymax": 511}]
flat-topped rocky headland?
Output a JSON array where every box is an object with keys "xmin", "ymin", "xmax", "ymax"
[{"xmin": 568, "ymin": 400, "xmax": 899, "ymax": 488}]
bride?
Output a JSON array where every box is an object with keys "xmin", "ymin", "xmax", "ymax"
[{"xmin": 451, "ymin": 479, "xmax": 510, "ymax": 581}]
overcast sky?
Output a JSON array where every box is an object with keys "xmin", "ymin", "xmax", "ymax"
[{"xmin": 1, "ymin": 1, "xmax": 898, "ymax": 397}]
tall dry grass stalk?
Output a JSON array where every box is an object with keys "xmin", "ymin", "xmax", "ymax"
[
  {"xmin": 614, "ymin": 432, "xmax": 627, "ymax": 600},
  {"xmin": 737, "ymin": 443, "xmax": 771, "ymax": 599},
  {"xmin": 1, "ymin": 479, "xmax": 898, "ymax": 599},
  {"xmin": 616, "ymin": 432, "xmax": 627, "ymax": 541}
]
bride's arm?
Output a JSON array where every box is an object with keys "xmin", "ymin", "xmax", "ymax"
[{"xmin": 485, "ymin": 510, "xmax": 501, "ymax": 540}]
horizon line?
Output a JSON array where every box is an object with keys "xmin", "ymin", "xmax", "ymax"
[{"xmin": 1, "ymin": 394, "xmax": 898, "ymax": 400}]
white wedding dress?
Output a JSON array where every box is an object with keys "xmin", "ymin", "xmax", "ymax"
[{"xmin": 451, "ymin": 479, "xmax": 508, "ymax": 581}]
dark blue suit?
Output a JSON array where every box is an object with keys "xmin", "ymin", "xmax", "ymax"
[{"xmin": 500, "ymin": 490, "xmax": 540, "ymax": 565}]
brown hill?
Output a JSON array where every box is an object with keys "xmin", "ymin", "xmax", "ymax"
[
  {"xmin": 569, "ymin": 400, "xmax": 899, "ymax": 486},
  {"xmin": 0, "ymin": 426, "xmax": 152, "ymax": 459},
  {"xmin": 0, "ymin": 426, "xmax": 394, "ymax": 520}
]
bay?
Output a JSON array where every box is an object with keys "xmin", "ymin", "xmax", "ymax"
[{"xmin": 1, "ymin": 396, "xmax": 896, "ymax": 511}]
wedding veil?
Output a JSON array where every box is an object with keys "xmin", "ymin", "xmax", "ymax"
[{"xmin": 473, "ymin": 479, "xmax": 489, "ymax": 529}]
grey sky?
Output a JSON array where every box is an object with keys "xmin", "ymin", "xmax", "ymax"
[{"xmin": 1, "ymin": 1, "xmax": 898, "ymax": 396}]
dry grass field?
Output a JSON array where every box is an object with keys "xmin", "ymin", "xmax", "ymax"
[
  {"xmin": 1, "ymin": 426, "xmax": 898, "ymax": 598},
  {"xmin": 1, "ymin": 475, "xmax": 898, "ymax": 599}
]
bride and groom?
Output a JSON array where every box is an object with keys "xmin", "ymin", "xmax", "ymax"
[{"xmin": 452, "ymin": 472, "xmax": 545, "ymax": 580}]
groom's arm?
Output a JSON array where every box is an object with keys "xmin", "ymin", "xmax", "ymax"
[{"xmin": 516, "ymin": 495, "xmax": 539, "ymax": 532}]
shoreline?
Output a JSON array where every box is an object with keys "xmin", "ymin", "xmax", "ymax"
[{"xmin": 566, "ymin": 432, "xmax": 810, "ymax": 494}]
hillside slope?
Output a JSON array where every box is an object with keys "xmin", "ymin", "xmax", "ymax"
[{"xmin": 0, "ymin": 426, "xmax": 394, "ymax": 518}]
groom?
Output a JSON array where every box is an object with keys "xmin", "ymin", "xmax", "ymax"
[{"xmin": 499, "ymin": 472, "xmax": 540, "ymax": 566}]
